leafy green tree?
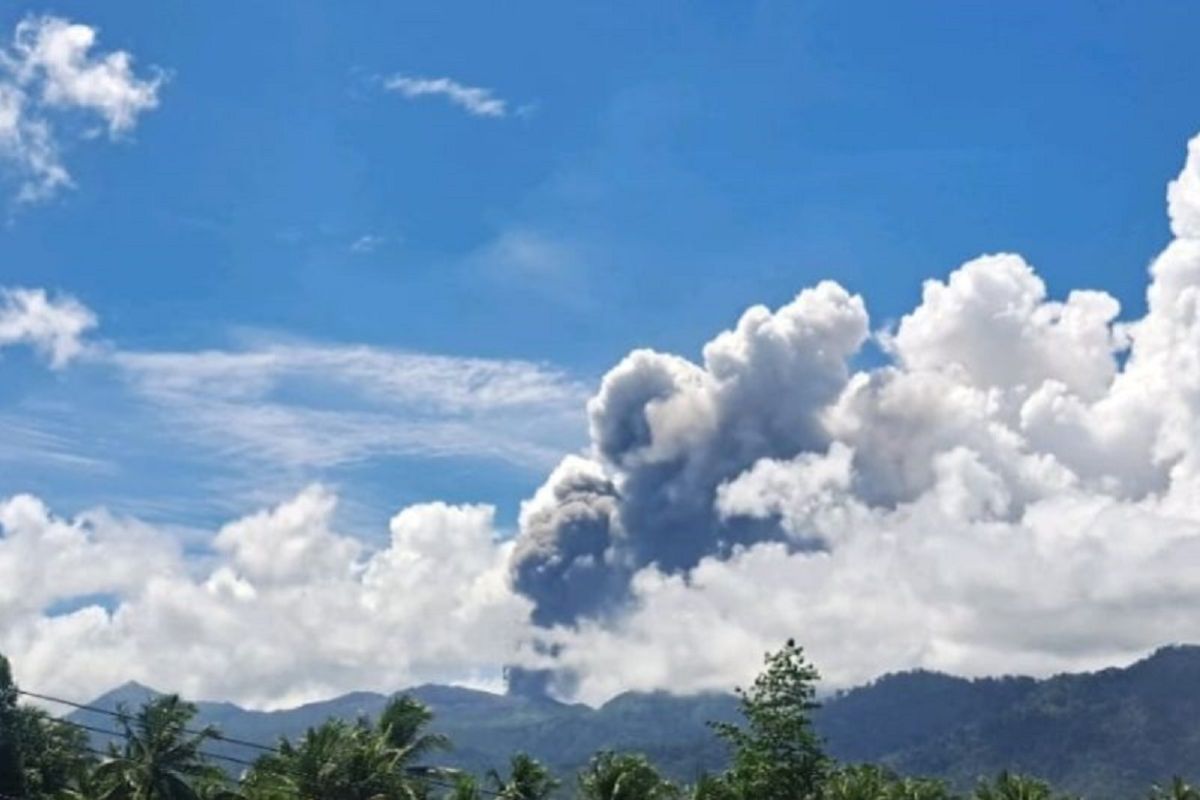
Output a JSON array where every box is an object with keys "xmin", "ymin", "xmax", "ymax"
[
  {"xmin": 487, "ymin": 753, "xmax": 558, "ymax": 800},
  {"xmin": 690, "ymin": 774, "xmax": 739, "ymax": 800},
  {"xmin": 578, "ymin": 751, "xmax": 680, "ymax": 800},
  {"xmin": 0, "ymin": 656, "xmax": 27, "ymax": 799},
  {"xmin": 14, "ymin": 706, "xmax": 94, "ymax": 799},
  {"xmin": 710, "ymin": 639, "xmax": 829, "ymax": 800},
  {"xmin": 1150, "ymin": 778, "xmax": 1200, "ymax": 800},
  {"xmin": 972, "ymin": 772, "xmax": 1056, "ymax": 800},
  {"xmin": 93, "ymin": 694, "xmax": 224, "ymax": 800},
  {"xmin": 444, "ymin": 773, "xmax": 483, "ymax": 800},
  {"xmin": 821, "ymin": 764, "xmax": 896, "ymax": 800}
]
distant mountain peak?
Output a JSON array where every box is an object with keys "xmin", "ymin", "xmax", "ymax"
[{"xmin": 111, "ymin": 680, "xmax": 159, "ymax": 694}]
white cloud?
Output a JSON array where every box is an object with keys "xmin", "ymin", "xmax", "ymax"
[
  {"xmin": 511, "ymin": 131, "xmax": 1200, "ymax": 702},
  {"xmin": 12, "ymin": 133, "xmax": 1200, "ymax": 710},
  {"xmin": 0, "ymin": 487, "xmax": 530, "ymax": 709},
  {"xmin": 384, "ymin": 74, "xmax": 508, "ymax": 118},
  {"xmin": 883, "ymin": 254, "xmax": 1123, "ymax": 401},
  {"xmin": 11, "ymin": 16, "xmax": 162, "ymax": 135},
  {"xmin": 0, "ymin": 15, "xmax": 162, "ymax": 202},
  {"xmin": 350, "ymin": 234, "xmax": 385, "ymax": 254},
  {"xmin": 107, "ymin": 340, "xmax": 589, "ymax": 471},
  {"xmin": 0, "ymin": 286, "xmax": 96, "ymax": 367}
]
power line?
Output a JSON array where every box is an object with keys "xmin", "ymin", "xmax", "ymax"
[
  {"xmin": 43, "ymin": 715, "xmax": 259, "ymax": 768},
  {"xmin": 16, "ymin": 688, "xmax": 279, "ymax": 754},
  {"xmin": 46, "ymin": 715, "xmax": 494, "ymax": 794},
  {"xmin": 18, "ymin": 686, "xmax": 509, "ymax": 797}
]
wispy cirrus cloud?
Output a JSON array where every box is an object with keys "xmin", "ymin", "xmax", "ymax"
[
  {"xmin": 383, "ymin": 74, "xmax": 508, "ymax": 118},
  {"xmin": 0, "ymin": 15, "xmax": 164, "ymax": 203},
  {"xmin": 107, "ymin": 340, "xmax": 589, "ymax": 471},
  {"xmin": 349, "ymin": 233, "xmax": 385, "ymax": 254},
  {"xmin": 0, "ymin": 288, "xmax": 589, "ymax": 520}
]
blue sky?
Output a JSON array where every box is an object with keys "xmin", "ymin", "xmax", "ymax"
[
  {"xmin": 4, "ymin": 0, "xmax": 1200, "ymax": 533},
  {"xmin": 12, "ymin": 2, "xmax": 1200, "ymax": 706}
]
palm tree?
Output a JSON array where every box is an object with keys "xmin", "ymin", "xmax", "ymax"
[
  {"xmin": 244, "ymin": 696, "xmax": 447, "ymax": 800},
  {"xmin": 1149, "ymin": 777, "xmax": 1200, "ymax": 800},
  {"xmin": 192, "ymin": 771, "xmax": 246, "ymax": 800},
  {"xmin": 578, "ymin": 752, "xmax": 680, "ymax": 800},
  {"xmin": 821, "ymin": 764, "xmax": 896, "ymax": 800},
  {"xmin": 972, "ymin": 771, "xmax": 1056, "ymax": 800},
  {"xmin": 444, "ymin": 773, "xmax": 483, "ymax": 800},
  {"xmin": 377, "ymin": 695, "xmax": 450, "ymax": 774},
  {"xmin": 889, "ymin": 776, "xmax": 954, "ymax": 800},
  {"xmin": 487, "ymin": 753, "xmax": 558, "ymax": 800},
  {"xmin": 244, "ymin": 719, "xmax": 406, "ymax": 800},
  {"xmin": 93, "ymin": 695, "xmax": 224, "ymax": 800}
]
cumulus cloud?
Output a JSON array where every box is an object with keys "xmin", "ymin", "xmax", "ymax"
[
  {"xmin": 0, "ymin": 286, "xmax": 96, "ymax": 367},
  {"xmin": 11, "ymin": 132, "xmax": 1200, "ymax": 709},
  {"xmin": 506, "ymin": 131, "xmax": 1200, "ymax": 701},
  {"xmin": 0, "ymin": 487, "xmax": 530, "ymax": 709},
  {"xmin": 383, "ymin": 75, "xmax": 508, "ymax": 118},
  {"xmin": 0, "ymin": 16, "xmax": 162, "ymax": 202}
]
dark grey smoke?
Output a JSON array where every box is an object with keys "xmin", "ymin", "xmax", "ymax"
[
  {"xmin": 510, "ymin": 456, "xmax": 627, "ymax": 626},
  {"xmin": 507, "ymin": 283, "xmax": 870, "ymax": 637}
]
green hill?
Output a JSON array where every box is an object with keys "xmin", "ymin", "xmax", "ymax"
[{"xmin": 72, "ymin": 646, "xmax": 1200, "ymax": 797}]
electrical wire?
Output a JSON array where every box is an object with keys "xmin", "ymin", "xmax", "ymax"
[
  {"xmin": 16, "ymin": 689, "xmax": 278, "ymax": 753},
  {"xmin": 17, "ymin": 686, "xmax": 509, "ymax": 797}
]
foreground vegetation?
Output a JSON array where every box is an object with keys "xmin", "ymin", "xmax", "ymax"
[{"xmin": 0, "ymin": 642, "xmax": 1194, "ymax": 800}]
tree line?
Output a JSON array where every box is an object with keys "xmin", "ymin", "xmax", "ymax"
[{"xmin": 0, "ymin": 640, "xmax": 1195, "ymax": 800}]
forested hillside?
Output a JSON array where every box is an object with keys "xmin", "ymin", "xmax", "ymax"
[{"xmin": 50, "ymin": 645, "xmax": 1200, "ymax": 798}]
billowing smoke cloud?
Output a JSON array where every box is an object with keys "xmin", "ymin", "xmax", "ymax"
[
  {"xmin": 506, "ymin": 131, "xmax": 1200, "ymax": 700},
  {"xmin": 510, "ymin": 282, "xmax": 868, "ymax": 627},
  {"xmin": 8, "ymin": 132, "xmax": 1200, "ymax": 709}
]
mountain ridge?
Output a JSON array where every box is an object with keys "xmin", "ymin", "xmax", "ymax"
[{"xmin": 70, "ymin": 645, "xmax": 1200, "ymax": 798}]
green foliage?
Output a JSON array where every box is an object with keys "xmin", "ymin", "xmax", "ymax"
[
  {"xmin": 578, "ymin": 751, "xmax": 680, "ymax": 800},
  {"xmin": 11, "ymin": 643, "xmax": 1200, "ymax": 800},
  {"xmin": 0, "ymin": 655, "xmax": 26, "ymax": 798},
  {"xmin": 709, "ymin": 638, "xmax": 828, "ymax": 800},
  {"xmin": 444, "ymin": 772, "xmax": 483, "ymax": 800},
  {"xmin": 243, "ymin": 695, "xmax": 445, "ymax": 800},
  {"xmin": 822, "ymin": 764, "xmax": 900, "ymax": 800},
  {"xmin": 13, "ymin": 705, "xmax": 94, "ymax": 798},
  {"xmin": 0, "ymin": 656, "xmax": 93, "ymax": 800},
  {"xmin": 246, "ymin": 718, "xmax": 413, "ymax": 800},
  {"xmin": 972, "ymin": 771, "xmax": 1059, "ymax": 800},
  {"xmin": 819, "ymin": 764, "xmax": 952, "ymax": 800},
  {"xmin": 94, "ymin": 694, "xmax": 226, "ymax": 800},
  {"xmin": 1150, "ymin": 778, "xmax": 1200, "ymax": 800},
  {"xmin": 889, "ymin": 776, "xmax": 955, "ymax": 800},
  {"xmin": 690, "ymin": 774, "xmax": 740, "ymax": 800},
  {"xmin": 379, "ymin": 695, "xmax": 451, "ymax": 762},
  {"xmin": 487, "ymin": 753, "xmax": 559, "ymax": 800}
]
